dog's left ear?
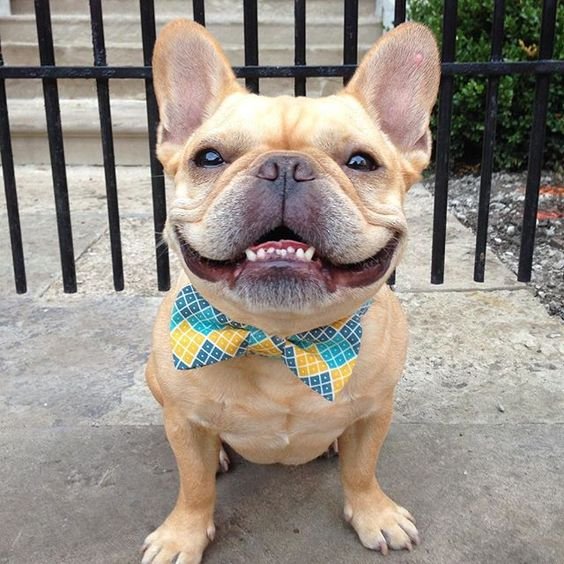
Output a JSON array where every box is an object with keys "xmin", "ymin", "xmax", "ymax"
[{"xmin": 344, "ymin": 22, "xmax": 440, "ymax": 175}]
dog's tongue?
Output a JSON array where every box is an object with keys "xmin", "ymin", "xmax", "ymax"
[{"xmin": 249, "ymin": 239, "xmax": 310, "ymax": 252}]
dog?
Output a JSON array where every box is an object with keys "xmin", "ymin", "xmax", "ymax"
[{"xmin": 142, "ymin": 19, "xmax": 439, "ymax": 563}]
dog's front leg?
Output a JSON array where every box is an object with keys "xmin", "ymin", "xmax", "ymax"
[
  {"xmin": 338, "ymin": 395, "xmax": 420, "ymax": 554},
  {"xmin": 142, "ymin": 409, "xmax": 219, "ymax": 564}
]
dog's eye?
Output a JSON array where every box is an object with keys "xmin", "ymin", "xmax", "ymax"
[
  {"xmin": 346, "ymin": 153, "xmax": 378, "ymax": 171},
  {"xmin": 194, "ymin": 149, "xmax": 225, "ymax": 168}
]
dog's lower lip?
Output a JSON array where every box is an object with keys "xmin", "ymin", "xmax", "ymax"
[{"xmin": 175, "ymin": 227, "xmax": 399, "ymax": 289}]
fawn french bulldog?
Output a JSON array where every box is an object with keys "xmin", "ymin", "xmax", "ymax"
[{"xmin": 142, "ymin": 19, "xmax": 439, "ymax": 564}]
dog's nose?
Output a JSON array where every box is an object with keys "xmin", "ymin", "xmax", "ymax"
[{"xmin": 256, "ymin": 155, "xmax": 316, "ymax": 182}]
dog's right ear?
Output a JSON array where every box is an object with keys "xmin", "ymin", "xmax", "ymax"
[{"xmin": 153, "ymin": 19, "xmax": 243, "ymax": 175}]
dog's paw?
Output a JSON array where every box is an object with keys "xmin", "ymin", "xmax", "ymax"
[
  {"xmin": 218, "ymin": 445, "xmax": 231, "ymax": 473},
  {"xmin": 344, "ymin": 496, "xmax": 419, "ymax": 555},
  {"xmin": 141, "ymin": 512, "xmax": 214, "ymax": 564},
  {"xmin": 323, "ymin": 440, "xmax": 339, "ymax": 458}
]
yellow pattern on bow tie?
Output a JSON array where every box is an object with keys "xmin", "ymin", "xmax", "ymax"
[
  {"xmin": 247, "ymin": 337, "xmax": 283, "ymax": 357},
  {"xmin": 207, "ymin": 328, "xmax": 248, "ymax": 355}
]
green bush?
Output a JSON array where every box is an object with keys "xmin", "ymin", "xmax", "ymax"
[{"xmin": 409, "ymin": 0, "xmax": 563, "ymax": 171}]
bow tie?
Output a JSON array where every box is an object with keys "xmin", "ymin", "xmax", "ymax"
[{"xmin": 170, "ymin": 284, "xmax": 371, "ymax": 401}]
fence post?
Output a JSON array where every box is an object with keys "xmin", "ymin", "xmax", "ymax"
[
  {"xmin": 518, "ymin": 0, "xmax": 558, "ymax": 282},
  {"xmin": 473, "ymin": 0, "xmax": 505, "ymax": 282}
]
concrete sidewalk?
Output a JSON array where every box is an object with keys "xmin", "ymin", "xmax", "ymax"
[{"xmin": 1, "ymin": 166, "xmax": 563, "ymax": 563}]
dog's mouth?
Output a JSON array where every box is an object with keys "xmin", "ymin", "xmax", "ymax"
[{"xmin": 176, "ymin": 225, "xmax": 399, "ymax": 291}]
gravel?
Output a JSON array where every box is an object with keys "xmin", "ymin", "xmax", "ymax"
[{"xmin": 422, "ymin": 171, "xmax": 564, "ymax": 320}]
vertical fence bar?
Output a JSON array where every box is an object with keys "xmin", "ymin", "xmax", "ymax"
[
  {"xmin": 518, "ymin": 0, "xmax": 557, "ymax": 282},
  {"xmin": 0, "ymin": 42, "xmax": 26, "ymax": 293},
  {"xmin": 140, "ymin": 0, "xmax": 170, "ymax": 291},
  {"xmin": 430, "ymin": 0, "xmax": 458, "ymax": 285},
  {"xmin": 473, "ymin": 0, "xmax": 505, "ymax": 282},
  {"xmin": 387, "ymin": 0, "xmax": 407, "ymax": 287},
  {"xmin": 294, "ymin": 0, "xmax": 306, "ymax": 96},
  {"xmin": 343, "ymin": 0, "xmax": 359, "ymax": 85},
  {"xmin": 243, "ymin": 0, "xmax": 259, "ymax": 93},
  {"xmin": 394, "ymin": 0, "xmax": 407, "ymax": 26},
  {"xmin": 192, "ymin": 0, "xmax": 205, "ymax": 26},
  {"xmin": 34, "ymin": 0, "xmax": 76, "ymax": 292},
  {"xmin": 89, "ymin": 0, "xmax": 124, "ymax": 291}
]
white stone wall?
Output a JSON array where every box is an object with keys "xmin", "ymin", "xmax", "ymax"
[
  {"xmin": 376, "ymin": 0, "xmax": 409, "ymax": 29},
  {"xmin": 0, "ymin": 0, "xmax": 10, "ymax": 16}
]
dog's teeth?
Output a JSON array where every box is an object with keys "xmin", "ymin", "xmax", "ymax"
[
  {"xmin": 248, "ymin": 245, "xmax": 313, "ymax": 262},
  {"xmin": 305, "ymin": 246, "xmax": 315, "ymax": 260}
]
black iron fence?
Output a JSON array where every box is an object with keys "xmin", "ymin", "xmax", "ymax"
[{"xmin": 0, "ymin": 0, "xmax": 562, "ymax": 294}]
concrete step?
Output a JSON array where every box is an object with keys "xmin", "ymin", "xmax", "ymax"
[
  {"xmin": 0, "ymin": 14, "xmax": 382, "ymax": 47},
  {"xmin": 5, "ymin": 74, "xmax": 345, "ymax": 101},
  {"xmin": 5, "ymin": 77, "xmax": 149, "ymax": 101},
  {"xmin": 3, "ymin": 40, "xmax": 374, "ymax": 67},
  {"xmin": 7, "ymin": 86, "xmax": 350, "ymax": 165},
  {"xmin": 7, "ymin": 98, "xmax": 150, "ymax": 166},
  {"xmin": 11, "ymin": 0, "xmax": 377, "ymax": 18}
]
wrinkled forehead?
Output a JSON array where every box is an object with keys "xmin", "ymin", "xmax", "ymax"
[{"xmin": 193, "ymin": 92, "xmax": 385, "ymax": 153}]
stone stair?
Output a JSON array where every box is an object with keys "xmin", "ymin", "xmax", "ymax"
[{"xmin": 1, "ymin": 0, "xmax": 383, "ymax": 165}]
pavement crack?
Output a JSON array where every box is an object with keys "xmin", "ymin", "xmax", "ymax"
[{"xmin": 38, "ymin": 226, "xmax": 108, "ymax": 298}]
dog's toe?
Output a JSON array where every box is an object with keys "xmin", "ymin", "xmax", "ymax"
[
  {"xmin": 346, "ymin": 496, "xmax": 420, "ymax": 554},
  {"xmin": 141, "ymin": 542, "xmax": 162, "ymax": 564},
  {"xmin": 324, "ymin": 440, "xmax": 339, "ymax": 458},
  {"xmin": 142, "ymin": 537, "xmax": 204, "ymax": 564},
  {"xmin": 218, "ymin": 446, "xmax": 231, "ymax": 473},
  {"xmin": 141, "ymin": 511, "xmax": 211, "ymax": 564}
]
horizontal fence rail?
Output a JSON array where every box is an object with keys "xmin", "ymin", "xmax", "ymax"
[
  {"xmin": 0, "ymin": 0, "xmax": 562, "ymax": 293},
  {"xmin": 0, "ymin": 60, "xmax": 563, "ymax": 80}
]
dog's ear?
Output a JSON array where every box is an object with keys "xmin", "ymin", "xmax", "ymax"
[
  {"xmin": 344, "ymin": 23, "xmax": 440, "ymax": 175},
  {"xmin": 152, "ymin": 19, "xmax": 243, "ymax": 175}
]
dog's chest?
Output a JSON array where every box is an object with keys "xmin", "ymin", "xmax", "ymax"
[{"xmin": 183, "ymin": 356, "xmax": 361, "ymax": 465}]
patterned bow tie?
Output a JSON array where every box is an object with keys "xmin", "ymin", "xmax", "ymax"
[{"xmin": 170, "ymin": 284, "xmax": 371, "ymax": 401}]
